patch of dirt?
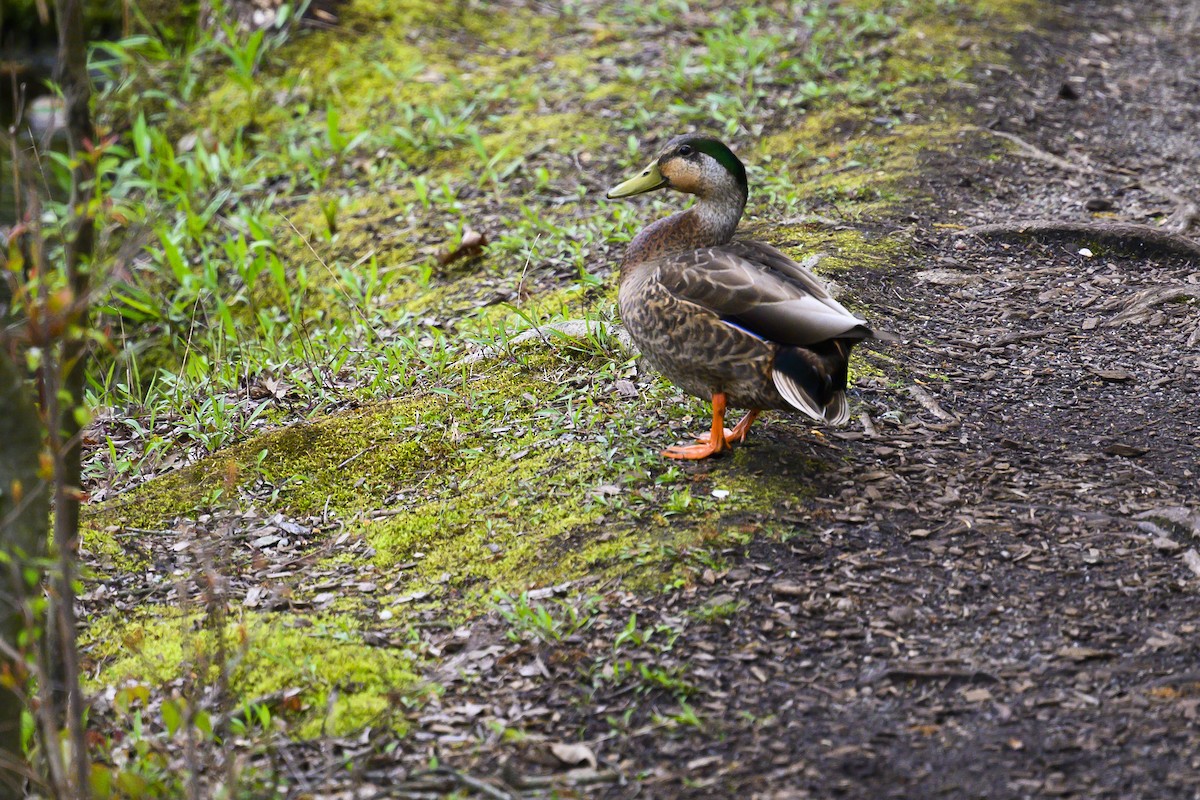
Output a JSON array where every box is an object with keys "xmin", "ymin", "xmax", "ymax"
[{"xmin": 280, "ymin": 2, "xmax": 1200, "ymax": 797}]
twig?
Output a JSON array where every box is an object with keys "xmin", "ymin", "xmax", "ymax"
[
  {"xmin": 1143, "ymin": 182, "xmax": 1200, "ymax": 234},
  {"xmin": 46, "ymin": 2, "xmax": 97, "ymax": 792},
  {"xmin": 874, "ymin": 665, "xmax": 1001, "ymax": 684},
  {"xmin": 282, "ymin": 213, "xmax": 379, "ymax": 336},
  {"xmin": 776, "ymin": 214, "xmax": 856, "ymax": 230},
  {"xmin": 108, "ymin": 526, "xmax": 177, "ymax": 537},
  {"xmin": 982, "ymin": 128, "xmax": 1096, "ymax": 176},
  {"xmin": 969, "ymin": 326, "xmax": 1064, "ymax": 351},
  {"xmin": 1103, "ymin": 285, "xmax": 1200, "ymax": 327},
  {"xmin": 588, "ymin": 720, "xmax": 673, "ymax": 746},
  {"xmin": 1145, "ymin": 670, "xmax": 1200, "ymax": 689},
  {"xmin": 337, "ymin": 444, "xmax": 379, "ymax": 469},
  {"xmin": 361, "ymin": 789, "xmax": 450, "ymax": 800},
  {"xmin": 515, "ymin": 233, "xmax": 541, "ymax": 300},
  {"xmin": 511, "ymin": 768, "xmax": 623, "ymax": 789},
  {"xmin": 906, "ymin": 385, "xmax": 957, "ymax": 422},
  {"xmin": 409, "ymin": 768, "xmax": 514, "ymax": 800},
  {"xmin": 956, "ymin": 221, "xmax": 1200, "ymax": 260},
  {"xmin": 455, "ymin": 319, "xmax": 633, "ymax": 367},
  {"xmin": 979, "ymin": 128, "xmax": 1199, "ymax": 234}
]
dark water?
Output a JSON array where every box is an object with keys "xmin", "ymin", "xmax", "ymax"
[
  {"xmin": 1, "ymin": 0, "xmax": 121, "ymax": 228},
  {"xmin": 2, "ymin": 46, "xmax": 60, "ymax": 228},
  {"xmin": 2, "ymin": 2, "xmax": 163, "ymax": 228}
]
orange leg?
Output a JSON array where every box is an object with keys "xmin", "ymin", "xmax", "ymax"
[
  {"xmin": 663, "ymin": 393, "xmax": 731, "ymax": 460},
  {"xmin": 696, "ymin": 408, "xmax": 760, "ymax": 445}
]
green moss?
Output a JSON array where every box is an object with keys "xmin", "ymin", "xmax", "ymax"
[
  {"xmin": 848, "ymin": 349, "xmax": 890, "ymax": 385},
  {"xmin": 946, "ymin": 0, "xmax": 1040, "ymax": 27},
  {"xmin": 85, "ymin": 611, "xmax": 420, "ymax": 738},
  {"xmin": 81, "ymin": 522, "xmax": 146, "ymax": 574},
  {"xmin": 757, "ymin": 113, "xmax": 963, "ymax": 222},
  {"xmin": 752, "ymin": 225, "xmax": 902, "ymax": 275},
  {"xmin": 89, "ymin": 396, "xmax": 447, "ymax": 530},
  {"xmin": 477, "ymin": 110, "xmax": 606, "ymax": 162},
  {"xmin": 86, "ymin": 335, "xmax": 834, "ymax": 735},
  {"xmin": 364, "ymin": 446, "xmax": 603, "ymax": 583}
]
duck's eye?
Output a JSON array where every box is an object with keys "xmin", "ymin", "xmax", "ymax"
[{"xmin": 678, "ymin": 144, "xmax": 694, "ymax": 157}]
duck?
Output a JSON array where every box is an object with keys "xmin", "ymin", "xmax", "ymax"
[{"xmin": 606, "ymin": 134, "xmax": 878, "ymax": 460}]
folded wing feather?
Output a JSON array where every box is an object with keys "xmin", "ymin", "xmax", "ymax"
[{"xmin": 652, "ymin": 241, "xmax": 872, "ymax": 346}]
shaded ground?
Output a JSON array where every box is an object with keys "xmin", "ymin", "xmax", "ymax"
[
  {"xmin": 71, "ymin": 0, "xmax": 1200, "ymax": 797},
  {"xmin": 277, "ymin": 2, "xmax": 1200, "ymax": 797}
]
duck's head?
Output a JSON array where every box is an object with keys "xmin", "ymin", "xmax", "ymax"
[{"xmin": 606, "ymin": 135, "xmax": 748, "ymax": 202}]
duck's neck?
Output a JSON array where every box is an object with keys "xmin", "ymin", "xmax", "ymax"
[{"xmin": 620, "ymin": 188, "xmax": 746, "ymax": 274}]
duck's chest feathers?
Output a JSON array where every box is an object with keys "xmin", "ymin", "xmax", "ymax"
[{"xmin": 618, "ymin": 266, "xmax": 789, "ymax": 409}]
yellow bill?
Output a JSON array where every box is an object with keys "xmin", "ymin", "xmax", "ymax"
[{"xmin": 606, "ymin": 161, "xmax": 667, "ymax": 198}]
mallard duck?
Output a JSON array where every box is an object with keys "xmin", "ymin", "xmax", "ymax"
[{"xmin": 607, "ymin": 135, "xmax": 877, "ymax": 460}]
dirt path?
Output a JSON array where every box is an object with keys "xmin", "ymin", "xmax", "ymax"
[{"xmin": 362, "ymin": 3, "xmax": 1200, "ymax": 798}]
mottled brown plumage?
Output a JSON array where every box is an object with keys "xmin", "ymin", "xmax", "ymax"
[{"xmin": 607, "ymin": 135, "xmax": 877, "ymax": 459}]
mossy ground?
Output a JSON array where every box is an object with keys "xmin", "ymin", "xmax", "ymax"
[
  {"xmin": 87, "ymin": 610, "xmax": 421, "ymax": 738},
  {"xmin": 81, "ymin": 0, "xmax": 1041, "ymax": 760}
]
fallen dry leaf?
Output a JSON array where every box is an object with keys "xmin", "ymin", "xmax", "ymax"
[
  {"xmin": 548, "ymin": 741, "xmax": 598, "ymax": 770},
  {"xmin": 249, "ymin": 375, "xmax": 289, "ymax": 400},
  {"xmin": 962, "ymin": 687, "xmax": 993, "ymax": 703},
  {"xmin": 438, "ymin": 225, "xmax": 488, "ymax": 266},
  {"xmin": 1089, "ymin": 368, "xmax": 1133, "ymax": 382},
  {"xmin": 1184, "ymin": 549, "xmax": 1200, "ymax": 578},
  {"xmin": 1055, "ymin": 646, "xmax": 1113, "ymax": 662}
]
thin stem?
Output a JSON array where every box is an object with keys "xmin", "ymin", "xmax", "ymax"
[{"xmin": 52, "ymin": 0, "xmax": 98, "ymax": 795}]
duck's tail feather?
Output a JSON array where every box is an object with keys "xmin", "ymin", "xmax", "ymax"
[
  {"xmin": 772, "ymin": 341, "xmax": 855, "ymax": 426},
  {"xmin": 822, "ymin": 391, "xmax": 850, "ymax": 425}
]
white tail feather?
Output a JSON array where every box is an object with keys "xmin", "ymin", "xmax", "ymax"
[
  {"xmin": 772, "ymin": 370, "xmax": 851, "ymax": 426},
  {"xmin": 771, "ymin": 369, "xmax": 826, "ymax": 423},
  {"xmin": 823, "ymin": 392, "xmax": 849, "ymax": 426}
]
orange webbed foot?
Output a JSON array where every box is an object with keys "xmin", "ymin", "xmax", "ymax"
[
  {"xmin": 662, "ymin": 440, "xmax": 729, "ymax": 460},
  {"xmin": 664, "ymin": 393, "xmax": 742, "ymax": 460},
  {"xmin": 694, "ymin": 428, "xmax": 735, "ymax": 444}
]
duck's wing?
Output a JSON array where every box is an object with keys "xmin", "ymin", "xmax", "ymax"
[
  {"xmin": 652, "ymin": 241, "xmax": 873, "ymax": 346},
  {"xmin": 720, "ymin": 240, "xmax": 842, "ymax": 301}
]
